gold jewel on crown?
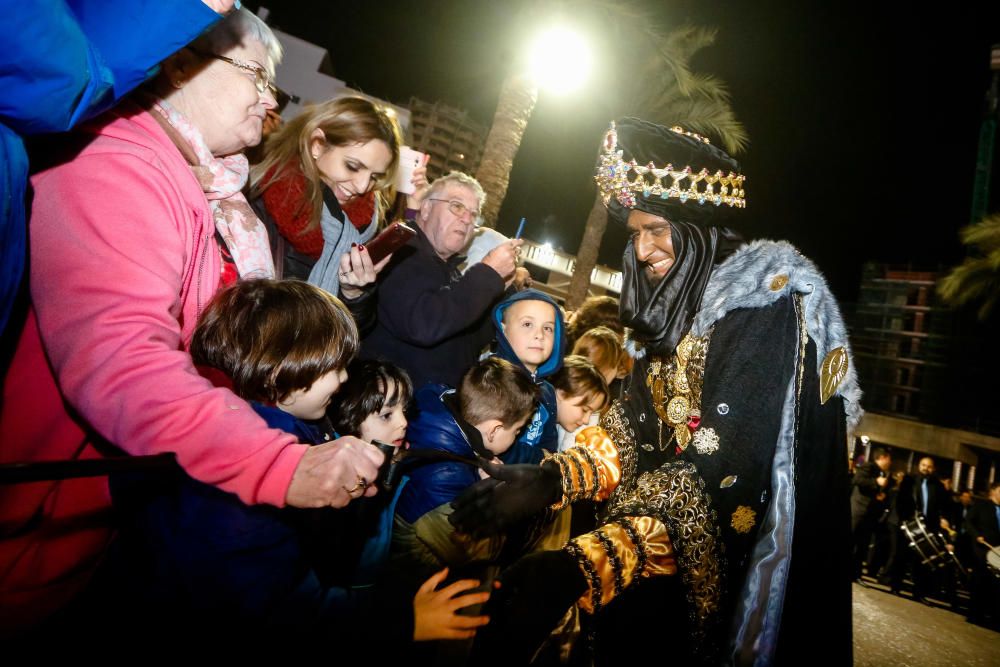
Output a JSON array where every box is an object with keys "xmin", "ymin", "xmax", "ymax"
[{"xmin": 594, "ymin": 122, "xmax": 747, "ymax": 211}]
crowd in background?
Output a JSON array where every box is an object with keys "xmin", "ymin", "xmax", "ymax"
[{"xmin": 849, "ymin": 449, "xmax": 1000, "ymax": 629}]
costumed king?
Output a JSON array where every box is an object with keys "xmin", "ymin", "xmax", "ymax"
[{"xmin": 451, "ymin": 118, "xmax": 862, "ymax": 666}]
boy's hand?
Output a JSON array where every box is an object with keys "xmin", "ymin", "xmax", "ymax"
[
  {"xmin": 285, "ymin": 436, "xmax": 384, "ymax": 508},
  {"xmin": 449, "ymin": 460, "xmax": 562, "ymax": 538},
  {"xmin": 413, "ymin": 568, "xmax": 491, "ymax": 641}
]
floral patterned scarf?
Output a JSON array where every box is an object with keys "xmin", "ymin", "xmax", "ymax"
[{"xmin": 153, "ymin": 99, "xmax": 274, "ymax": 279}]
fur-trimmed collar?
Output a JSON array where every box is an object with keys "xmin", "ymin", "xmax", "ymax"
[
  {"xmin": 625, "ymin": 240, "xmax": 862, "ymax": 429},
  {"xmin": 691, "ymin": 239, "xmax": 862, "ymax": 429}
]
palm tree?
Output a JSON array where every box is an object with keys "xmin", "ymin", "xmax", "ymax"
[
  {"xmin": 564, "ymin": 21, "xmax": 748, "ymax": 309},
  {"xmin": 938, "ymin": 213, "xmax": 1000, "ymax": 320},
  {"xmin": 475, "ymin": 75, "xmax": 538, "ymax": 229}
]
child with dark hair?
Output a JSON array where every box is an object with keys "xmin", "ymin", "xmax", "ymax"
[
  {"xmin": 328, "ymin": 358, "xmax": 412, "ymax": 588},
  {"xmin": 332, "ymin": 358, "xmax": 413, "ymax": 448},
  {"xmin": 393, "ymin": 357, "xmax": 552, "ymax": 581},
  {"xmin": 108, "ymin": 279, "xmax": 489, "ymax": 643},
  {"xmin": 551, "ymin": 355, "xmax": 610, "ymax": 451},
  {"xmin": 191, "ymin": 278, "xmax": 359, "ymax": 443}
]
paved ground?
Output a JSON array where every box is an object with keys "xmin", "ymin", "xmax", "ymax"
[{"xmin": 853, "ymin": 581, "xmax": 1000, "ymax": 666}]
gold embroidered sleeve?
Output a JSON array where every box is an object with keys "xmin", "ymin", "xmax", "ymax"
[
  {"xmin": 564, "ymin": 515, "xmax": 676, "ymax": 615},
  {"xmin": 605, "ymin": 461, "xmax": 723, "ymax": 642},
  {"xmin": 543, "ymin": 426, "xmax": 622, "ymax": 509}
]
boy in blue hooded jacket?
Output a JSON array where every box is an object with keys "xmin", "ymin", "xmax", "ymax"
[{"xmin": 490, "ymin": 289, "xmax": 566, "ymax": 464}]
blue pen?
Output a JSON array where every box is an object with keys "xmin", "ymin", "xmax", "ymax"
[{"xmin": 514, "ymin": 218, "xmax": 526, "ymax": 240}]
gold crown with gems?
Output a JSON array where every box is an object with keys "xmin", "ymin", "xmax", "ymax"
[{"xmin": 594, "ymin": 122, "xmax": 747, "ymax": 210}]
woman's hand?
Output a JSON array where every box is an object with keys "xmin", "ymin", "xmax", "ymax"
[
  {"xmin": 413, "ymin": 568, "xmax": 491, "ymax": 641},
  {"xmin": 339, "ymin": 243, "xmax": 391, "ymax": 300},
  {"xmin": 405, "ymin": 164, "xmax": 430, "ymax": 210},
  {"xmin": 285, "ymin": 436, "xmax": 384, "ymax": 508}
]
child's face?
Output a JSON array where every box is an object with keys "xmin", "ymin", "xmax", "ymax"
[
  {"xmin": 277, "ymin": 368, "xmax": 347, "ymax": 420},
  {"xmin": 502, "ymin": 300, "xmax": 557, "ymax": 373},
  {"xmin": 358, "ymin": 380, "xmax": 409, "ymax": 446},
  {"xmin": 482, "ymin": 413, "xmax": 531, "ymax": 456},
  {"xmin": 556, "ymin": 390, "xmax": 605, "ymax": 432}
]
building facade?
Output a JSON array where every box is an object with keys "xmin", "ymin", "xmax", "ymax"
[{"xmin": 407, "ymin": 97, "xmax": 487, "ymax": 180}]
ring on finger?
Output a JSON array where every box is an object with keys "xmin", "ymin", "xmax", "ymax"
[{"xmin": 344, "ymin": 475, "xmax": 368, "ymax": 495}]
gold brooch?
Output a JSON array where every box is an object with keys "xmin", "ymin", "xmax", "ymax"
[
  {"xmin": 820, "ymin": 347, "xmax": 849, "ymax": 405},
  {"xmin": 731, "ymin": 505, "xmax": 757, "ymax": 534}
]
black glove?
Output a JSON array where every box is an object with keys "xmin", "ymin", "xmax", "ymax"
[
  {"xmin": 470, "ymin": 549, "xmax": 587, "ymax": 666},
  {"xmin": 449, "ymin": 460, "xmax": 562, "ymax": 538}
]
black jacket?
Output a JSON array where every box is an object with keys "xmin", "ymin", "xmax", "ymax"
[
  {"xmin": 894, "ymin": 474, "xmax": 946, "ymax": 529},
  {"xmin": 850, "ymin": 461, "xmax": 890, "ymax": 524},
  {"xmin": 965, "ymin": 500, "xmax": 1000, "ymax": 551},
  {"xmin": 360, "ymin": 224, "xmax": 505, "ymax": 389}
]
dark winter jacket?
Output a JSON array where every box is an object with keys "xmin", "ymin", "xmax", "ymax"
[
  {"xmin": 395, "ymin": 384, "xmax": 486, "ymax": 524},
  {"xmin": 361, "ymin": 224, "xmax": 506, "ymax": 390}
]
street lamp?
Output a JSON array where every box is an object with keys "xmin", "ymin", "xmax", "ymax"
[
  {"xmin": 527, "ymin": 27, "xmax": 592, "ymax": 94},
  {"xmin": 476, "ymin": 24, "xmax": 592, "ymax": 228}
]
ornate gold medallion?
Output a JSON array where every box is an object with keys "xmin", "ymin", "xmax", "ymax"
[
  {"xmin": 820, "ymin": 346, "xmax": 849, "ymax": 405},
  {"xmin": 666, "ymin": 396, "xmax": 690, "ymax": 424},
  {"xmin": 769, "ymin": 274, "xmax": 789, "ymax": 291},
  {"xmin": 647, "ymin": 333, "xmax": 711, "ymax": 452},
  {"xmin": 731, "ymin": 505, "xmax": 757, "ymax": 534}
]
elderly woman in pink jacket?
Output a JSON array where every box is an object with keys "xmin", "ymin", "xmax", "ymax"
[{"xmin": 0, "ymin": 8, "xmax": 384, "ymax": 632}]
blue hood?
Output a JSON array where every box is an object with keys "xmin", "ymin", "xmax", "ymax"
[{"xmin": 491, "ymin": 289, "xmax": 566, "ymax": 379}]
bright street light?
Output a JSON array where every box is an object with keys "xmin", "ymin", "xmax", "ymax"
[{"xmin": 527, "ymin": 27, "xmax": 591, "ymax": 94}]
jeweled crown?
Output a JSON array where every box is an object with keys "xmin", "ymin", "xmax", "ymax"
[{"xmin": 595, "ymin": 122, "xmax": 747, "ymax": 210}]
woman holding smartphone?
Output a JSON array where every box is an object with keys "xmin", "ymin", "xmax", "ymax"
[{"xmin": 251, "ymin": 96, "xmax": 427, "ymax": 299}]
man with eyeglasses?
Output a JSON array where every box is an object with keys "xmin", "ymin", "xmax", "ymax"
[{"xmin": 360, "ymin": 171, "xmax": 522, "ymax": 389}]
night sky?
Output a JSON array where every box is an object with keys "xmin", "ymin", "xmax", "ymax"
[{"xmin": 250, "ymin": 0, "xmax": 1000, "ymax": 303}]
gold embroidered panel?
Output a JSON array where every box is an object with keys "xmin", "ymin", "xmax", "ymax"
[{"xmin": 600, "ymin": 401, "xmax": 639, "ymax": 503}]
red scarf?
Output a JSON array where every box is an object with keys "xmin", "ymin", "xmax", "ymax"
[{"xmin": 261, "ymin": 162, "xmax": 377, "ymax": 260}]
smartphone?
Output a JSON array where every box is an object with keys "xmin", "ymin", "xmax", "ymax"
[{"xmin": 365, "ymin": 221, "xmax": 416, "ymax": 264}]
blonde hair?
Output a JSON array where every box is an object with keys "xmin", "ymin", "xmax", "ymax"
[
  {"xmin": 572, "ymin": 326, "xmax": 633, "ymax": 379},
  {"xmin": 251, "ymin": 97, "xmax": 402, "ymax": 232}
]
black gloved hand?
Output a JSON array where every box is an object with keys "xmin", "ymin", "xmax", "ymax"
[
  {"xmin": 470, "ymin": 549, "xmax": 587, "ymax": 666},
  {"xmin": 449, "ymin": 460, "xmax": 562, "ymax": 538}
]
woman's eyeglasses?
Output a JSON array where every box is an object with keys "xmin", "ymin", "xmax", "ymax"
[{"xmin": 195, "ymin": 50, "xmax": 275, "ymax": 95}]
